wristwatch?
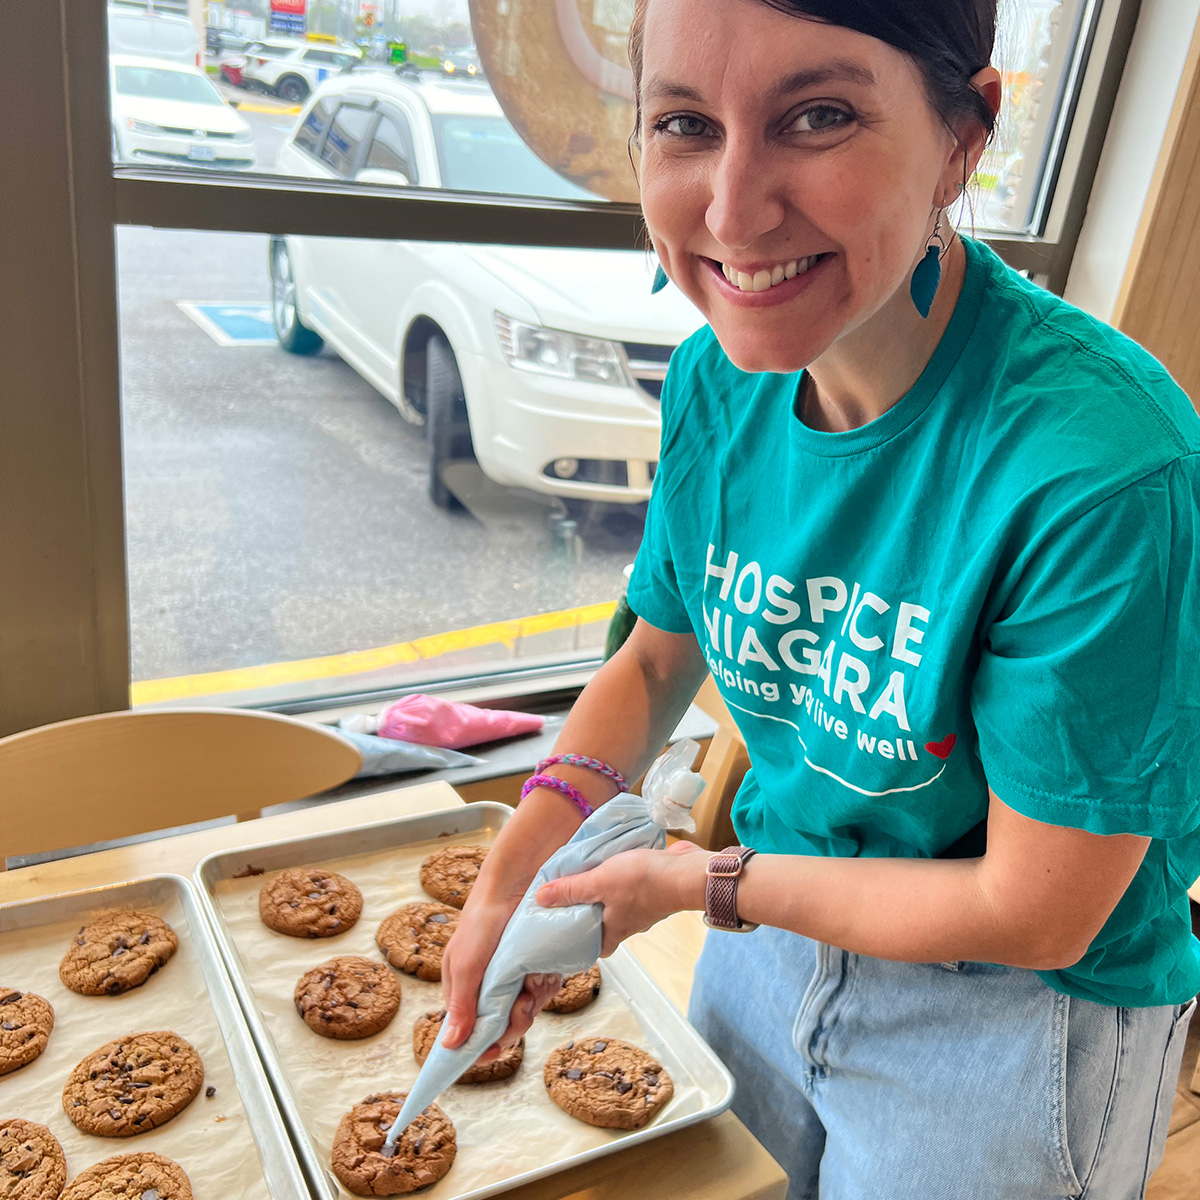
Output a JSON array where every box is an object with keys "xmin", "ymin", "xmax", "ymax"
[{"xmin": 703, "ymin": 845, "xmax": 759, "ymax": 932}]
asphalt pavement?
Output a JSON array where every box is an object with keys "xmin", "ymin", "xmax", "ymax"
[
  {"xmin": 117, "ymin": 224, "xmax": 645, "ymax": 690},
  {"xmin": 219, "ymin": 83, "xmax": 297, "ymax": 168}
]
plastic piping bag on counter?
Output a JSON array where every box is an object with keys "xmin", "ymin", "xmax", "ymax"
[{"xmin": 383, "ymin": 738, "xmax": 707, "ymax": 1147}]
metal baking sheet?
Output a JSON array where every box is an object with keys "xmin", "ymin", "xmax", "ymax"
[
  {"xmin": 193, "ymin": 802, "xmax": 735, "ymax": 1200},
  {"xmin": 0, "ymin": 874, "xmax": 310, "ymax": 1200}
]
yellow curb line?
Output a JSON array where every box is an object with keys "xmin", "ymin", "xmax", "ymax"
[
  {"xmin": 235, "ymin": 102, "xmax": 302, "ymax": 115},
  {"xmin": 130, "ymin": 601, "xmax": 618, "ymax": 706}
]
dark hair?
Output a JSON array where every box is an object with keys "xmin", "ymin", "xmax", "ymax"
[{"xmin": 629, "ymin": 0, "xmax": 998, "ymax": 152}]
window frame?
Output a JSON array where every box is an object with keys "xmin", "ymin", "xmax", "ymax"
[
  {"xmin": 317, "ymin": 100, "xmax": 378, "ymax": 179},
  {"xmin": 0, "ymin": 0, "xmax": 1143, "ymax": 734},
  {"xmin": 366, "ymin": 105, "xmax": 421, "ymax": 185}
]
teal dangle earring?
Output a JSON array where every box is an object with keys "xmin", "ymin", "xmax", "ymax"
[
  {"xmin": 910, "ymin": 210, "xmax": 948, "ymax": 318},
  {"xmin": 651, "ymin": 263, "xmax": 669, "ymax": 294}
]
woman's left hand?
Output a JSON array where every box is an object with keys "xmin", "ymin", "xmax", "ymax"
[{"xmin": 535, "ymin": 840, "xmax": 712, "ymax": 957}]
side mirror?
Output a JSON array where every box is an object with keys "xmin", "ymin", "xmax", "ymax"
[
  {"xmin": 228, "ymin": 99, "xmax": 240, "ymax": 109},
  {"xmin": 356, "ymin": 167, "xmax": 411, "ymax": 187}
]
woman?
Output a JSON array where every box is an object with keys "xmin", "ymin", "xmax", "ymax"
[{"xmin": 442, "ymin": 1, "xmax": 1200, "ymax": 1195}]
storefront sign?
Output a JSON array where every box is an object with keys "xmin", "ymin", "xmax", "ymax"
[{"xmin": 270, "ymin": 0, "xmax": 306, "ymax": 35}]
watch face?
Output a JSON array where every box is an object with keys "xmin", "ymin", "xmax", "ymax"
[{"xmin": 469, "ymin": 0, "xmax": 639, "ymax": 202}]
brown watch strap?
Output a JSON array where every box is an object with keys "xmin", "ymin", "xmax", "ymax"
[{"xmin": 704, "ymin": 846, "xmax": 758, "ymax": 932}]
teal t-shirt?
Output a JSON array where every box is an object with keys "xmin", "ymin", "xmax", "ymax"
[{"xmin": 628, "ymin": 235, "xmax": 1200, "ymax": 1008}]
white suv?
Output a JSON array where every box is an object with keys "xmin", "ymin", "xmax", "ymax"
[
  {"xmin": 271, "ymin": 73, "xmax": 704, "ymax": 510},
  {"xmin": 242, "ymin": 39, "xmax": 362, "ymax": 103}
]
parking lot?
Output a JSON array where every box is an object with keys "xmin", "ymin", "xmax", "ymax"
[{"xmin": 118, "ymin": 215, "xmax": 646, "ymax": 694}]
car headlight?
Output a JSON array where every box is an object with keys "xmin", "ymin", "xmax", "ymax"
[
  {"xmin": 495, "ymin": 314, "xmax": 627, "ymax": 386},
  {"xmin": 232, "ymin": 129, "xmax": 255, "ymax": 143},
  {"xmin": 127, "ymin": 117, "xmax": 165, "ymax": 134}
]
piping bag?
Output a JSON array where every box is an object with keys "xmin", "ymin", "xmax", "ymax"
[{"xmin": 383, "ymin": 738, "xmax": 707, "ymax": 1147}]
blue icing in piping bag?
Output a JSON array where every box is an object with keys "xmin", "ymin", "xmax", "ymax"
[{"xmin": 382, "ymin": 739, "xmax": 706, "ymax": 1148}]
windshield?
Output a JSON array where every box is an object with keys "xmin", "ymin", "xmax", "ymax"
[
  {"xmin": 114, "ymin": 66, "xmax": 224, "ymax": 106},
  {"xmin": 431, "ymin": 115, "xmax": 595, "ymax": 201}
]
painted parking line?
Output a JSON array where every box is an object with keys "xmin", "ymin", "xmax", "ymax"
[
  {"xmin": 236, "ymin": 102, "xmax": 302, "ymax": 115},
  {"xmin": 130, "ymin": 602, "xmax": 618, "ymax": 705},
  {"xmin": 178, "ymin": 301, "xmax": 277, "ymax": 347}
]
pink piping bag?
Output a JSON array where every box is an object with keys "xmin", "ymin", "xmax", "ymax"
[{"xmin": 342, "ymin": 694, "xmax": 544, "ymax": 750}]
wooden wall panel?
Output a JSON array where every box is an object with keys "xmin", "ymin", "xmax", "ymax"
[{"xmin": 1115, "ymin": 15, "xmax": 1200, "ymax": 409}]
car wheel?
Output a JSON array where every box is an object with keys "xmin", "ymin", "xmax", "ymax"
[
  {"xmin": 426, "ymin": 335, "xmax": 476, "ymax": 511},
  {"xmin": 270, "ymin": 238, "xmax": 323, "ymax": 355},
  {"xmin": 277, "ymin": 75, "xmax": 309, "ymax": 103}
]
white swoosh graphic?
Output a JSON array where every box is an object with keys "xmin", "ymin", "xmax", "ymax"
[
  {"xmin": 555, "ymin": 0, "xmax": 635, "ymax": 100},
  {"xmin": 722, "ymin": 697, "xmax": 947, "ymax": 797}
]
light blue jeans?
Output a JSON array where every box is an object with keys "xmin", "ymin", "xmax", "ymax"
[{"xmin": 689, "ymin": 925, "xmax": 1195, "ymax": 1199}]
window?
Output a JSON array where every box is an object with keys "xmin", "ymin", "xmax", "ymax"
[
  {"xmin": 318, "ymin": 103, "xmax": 375, "ymax": 178},
  {"xmin": 364, "ymin": 112, "xmax": 417, "ymax": 183},
  {"xmin": 249, "ymin": 42, "xmax": 296, "ymax": 60},
  {"xmin": 5, "ymin": 0, "xmax": 1141, "ymax": 724},
  {"xmin": 302, "ymin": 49, "xmax": 358, "ymax": 69},
  {"xmin": 432, "ymin": 115, "xmax": 595, "ymax": 199},
  {"xmin": 113, "ymin": 66, "xmax": 224, "ymax": 106},
  {"xmin": 293, "ymin": 95, "xmax": 336, "ymax": 157}
]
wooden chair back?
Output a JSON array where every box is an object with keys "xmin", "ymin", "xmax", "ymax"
[
  {"xmin": 689, "ymin": 677, "xmax": 750, "ymax": 851},
  {"xmin": 0, "ymin": 708, "xmax": 362, "ymax": 865}
]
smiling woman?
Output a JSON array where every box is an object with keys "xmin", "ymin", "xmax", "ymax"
[
  {"xmin": 438, "ymin": 3, "xmax": 1200, "ymax": 1199},
  {"xmin": 631, "ymin": 0, "xmax": 1001, "ymax": 409}
]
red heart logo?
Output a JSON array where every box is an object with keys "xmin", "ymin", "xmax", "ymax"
[{"xmin": 925, "ymin": 734, "xmax": 957, "ymax": 760}]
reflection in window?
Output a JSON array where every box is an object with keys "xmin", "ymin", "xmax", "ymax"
[
  {"xmin": 319, "ymin": 104, "xmax": 375, "ymax": 178},
  {"xmin": 114, "ymin": 65, "xmax": 224, "ymax": 106},
  {"xmin": 294, "ymin": 95, "xmax": 336, "ymax": 156},
  {"xmin": 432, "ymin": 115, "xmax": 593, "ymax": 199},
  {"xmin": 246, "ymin": 41, "xmax": 295, "ymax": 60},
  {"xmin": 366, "ymin": 114, "xmax": 417, "ymax": 182}
]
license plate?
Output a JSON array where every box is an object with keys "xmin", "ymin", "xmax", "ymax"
[{"xmin": 188, "ymin": 144, "xmax": 216, "ymax": 161}]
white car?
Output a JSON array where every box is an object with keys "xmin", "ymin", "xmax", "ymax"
[
  {"xmin": 241, "ymin": 40, "xmax": 363, "ymax": 104},
  {"xmin": 107, "ymin": 5, "xmax": 198, "ymax": 67},
  {"xmin": 110, "ymin": 55, "xmax": 256, "ymax": 170},
  {"xmin": 271, "ymin": 74, "xmax": 704, "ymax": 509}
]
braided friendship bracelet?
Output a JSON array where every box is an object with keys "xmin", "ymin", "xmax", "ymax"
[
  {"xmin": 536, "ymin": 753, "xmax": 628, "ymax": 793},
  {"xmin": 520, "ymin": 773, "xmax": 595, "ymax": 819}
]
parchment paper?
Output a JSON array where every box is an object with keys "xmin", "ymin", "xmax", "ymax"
[
  {"xmin": 0, "ymin": 888, "xmax": 273, "ymax": 1198},
  {"xmin": 213, "ymin": 832, "xmax": 711, "ymax": 1200}
]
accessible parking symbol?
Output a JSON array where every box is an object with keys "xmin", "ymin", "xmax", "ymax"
[{"xmin": 178, "ymin": 301, "xmax": 278, "ymax": 346}]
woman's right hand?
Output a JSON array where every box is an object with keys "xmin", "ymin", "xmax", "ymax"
[{"xmin": 439, "ymin": 889, "xmax": 563, "ymax": 1061}]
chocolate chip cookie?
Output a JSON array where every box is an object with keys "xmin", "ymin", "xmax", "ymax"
[
  {"xmin": 60, "ymin": 1153, "xmax": 192, "ymax": 1200},
  {"xmin": 59, "ymin": 912, "xmax": 178, "ymax": 996},
  {"xmin": 0, "ymin": 988, "xmax": 54, "ymax": 1076},
  {"xmin": 544, "ymin": 1037, "xmax": 673, "ymax": 1130},
  {"xmin": 0, "ymin": 1119, "xmax": 66, "ymax": 1200},
  {"xmin": 418, "ymin": 845, "xmax": 487, "ymax": 909},
  {"xmin": 543, "ymin": 966, "xmax": 602, "ymax": 1014},
  {"xmin": 412, "ymin": 1009, "xmax": 523, "ymax": 1082},
  {"xmin": 331, "ymin": 1092, "xmax": 456, "ymax": 1197},
  {"xmin": 375, "ymin": 903, "xmax": 458, "ymax": 982},
  {"xmin": 258, "ymin": 868, "xmax": 362, "ymax": 938},
  {"xmin": 294, "ymin": 957, "xmax": 401, "ymax": 1040},
  {"xmin": 62, "ymin": 1032, "xmax": 203, "ymax": 1137}
]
